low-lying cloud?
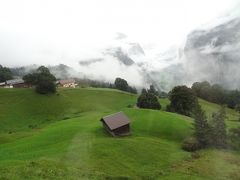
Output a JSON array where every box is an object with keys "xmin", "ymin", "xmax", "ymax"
[{"xmin": 1, "ymin": 0, "xmax": 240, "ymax": 90}]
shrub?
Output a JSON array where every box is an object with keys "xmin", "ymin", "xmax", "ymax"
[
  {"xmin": 127, "ymin": 104, "xmax": 133, "ymax": 108},
  {"xmin": 182, "ymin": 137, "xmax": 201, "ymax": 152},
  {"xmin": 36, "ymin": 81, "xmax": 56, "ymax": 94}
]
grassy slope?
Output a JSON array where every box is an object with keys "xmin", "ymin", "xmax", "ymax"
[
  {"xmin": 199, "ymin": 99, "xmax": 240, "ymax": 128},
  {"xmin": 160, "ymin": 98, "xmax": 240, "ymax": 128},
  {"xmin": 0, "ymin": 88, "xmax": 239, "ymax": 179},
  {"xmin": 0, "ymin": 88, "xmax": 136, "ymax": 132}
]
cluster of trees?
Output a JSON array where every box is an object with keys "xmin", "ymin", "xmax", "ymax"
[
  {"xmin": 0, "ymin": 65, "xmax": 13, "ymax": 82},
  {"xmin": 76, "ymin": 78, "xmax": 115, "ymax": 89},
  {"xmin": 165, "ymin": 85, "xmax": 230, "ymax": 150},
  {"xmin": 23, "ymin": 66, "xmax": 56, "ymax": 94},
  {"xmin": 192, "ymin": 81, "xmax": 240, "ymax": 109},
  {"xmin": 158, "ymin": 84, "xmax": 240, "ymax": 151},
  {"xmin": 137, "ymin": 85, "xmax": 161, "ymax": 110},
  {"xmin": 76, "ymin": 77, "xmax": 137, "ymax": 94},
  {"xmin": 10, "ymin": 66, "xmax": 30, "ymax": 77},
  {"xmin": 183, "ymin": 106, "xmax": 227, "ymax": 151},
  {"xmin": 142, "ymin": 85, "xmax": 168, "ymax": 98},
  {"xmin": 114, "ymin": 78, "xmax": 137, "ymax": 94}
]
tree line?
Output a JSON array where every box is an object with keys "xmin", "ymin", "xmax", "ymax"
[
  {"xmin": 163, "ymin": 85, "xmax": 239, "ymax": 151},
  {"xmin": 114, "ymin": 78, "xmax": 137, "ymax": 94},
  {"xmin": 192, "ymin": 81, "xmax": 240, "ymax": 109},
  {"xmin": 0, "ymin": 65, "xmax": 13, "ymax": 82},
  {"xmin": 135, "ymin": 84, "xmax": 239, "ymax": 151}
]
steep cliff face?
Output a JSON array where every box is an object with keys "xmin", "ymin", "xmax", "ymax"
[
  {"xmin": 183, "ymin": 17, "xmax": 240, "ymax": 89},
  {"xmin": 76, "ymin": 17, "xmax": 240, "ymax": 91}
]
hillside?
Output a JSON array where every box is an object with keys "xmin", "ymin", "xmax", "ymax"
[
  {"xmin": 160, "ymin": 98, "xmax": 240, "ymax": 128},
  {"xmin": 0, "ymin": 88, "xmax": 136, "ymax": 133},
  {"xmin": 0, "ymin": 88, "xmax": 240, "ymax": 179}
]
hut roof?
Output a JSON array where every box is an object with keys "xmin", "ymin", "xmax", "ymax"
[
  {"xmin": 6, "ymin": 79, "xmax": 24, "ymax": 85},
  {"xmin": 101, "ymin": 112, "xmax": 130, "ymax": 130}
]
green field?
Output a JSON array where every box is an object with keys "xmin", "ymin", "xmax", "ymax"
[{"xmin": 0, "ymin": 88, "xmax": 240, "ymax": 179}]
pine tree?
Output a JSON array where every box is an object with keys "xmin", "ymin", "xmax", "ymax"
[
  {"xmin": 193, "ymin": 105, "xmax": 210, "ymax": 148},
  {"xmin": 210, "ymin": 106, "xmax": 227, "ymax": 148},
  {"xmin": 235, "ymin": 104, "xmax": 240, "ymax": 121},
  {"xmin": 148, "ymin": 85, "xmax": 158, "ymax": 96},
  {"xmin": 141, "ymin": 88, "xmax": 147, "ymax": 94}
]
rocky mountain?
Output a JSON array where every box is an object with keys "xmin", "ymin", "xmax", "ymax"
[
  {"xmin": 48, "ymin": 64, "xmax": 79, "ymax": 79},
  {"xmin": 183, "ymin": 17, "xmax": 240, "ymax": 89},
  {"xmin": 104, "ymin": 47, "xmax": 135, "ymax": 66},
  {"xmin": 10, "ymin": 64, "xmax": 80, "ymax": 80},
  {"xmin": 11, "ymin": 17, "xmax": 240, "ymax": 91},
  {"xmin": 79, "ymin": 58, "xmax": 104, "ymax": 66},
  {"xmin": 78, "ymin": 42, "xmax": 146, "ymax": 67}
]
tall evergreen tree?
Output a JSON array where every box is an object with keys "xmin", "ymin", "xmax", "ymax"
[
  {"xmin": 210, "ymin": 106, "xmax": 227, "ymax": 148},
  {"xmin": 141, "ymin": 88, "xmax": 147, "ymax": 94},
  {"xmin": 235, "ymin": 104, "xmax": 240, "ymax": 121},
  {"xmin": 193, "ymin": 105, "xmax": 210, "ymax": 147},
  {"xmin": 148, "ymin": 85, "xmax": 158, "ymax": 96}
]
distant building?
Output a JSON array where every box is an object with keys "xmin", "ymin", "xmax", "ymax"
[
  {"xmin": 5, "ymin": 79, "xmax": 29, "ymax": 88},
  {"xmin": 0, "ymin": 82, "xmax": 5, "ymax": 87},
  {"xmin": 58, "ymin": 79, "xmax": 77, "ymax": 88},
  {"xmin": 100, "ymin": 112, "xmax": 131, "ymax": 136}
]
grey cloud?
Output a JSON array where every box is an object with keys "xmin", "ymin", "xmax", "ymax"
[
  {"xmin": 79, "ymin": 58, "xmax": 104, "ymax": 66},
  {"xmin": 115, "ymin": 32, "xmax": 127, "ymax": 40}
]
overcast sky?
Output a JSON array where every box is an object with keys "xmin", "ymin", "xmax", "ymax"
[{"xmin": 0, "ymin": 0, "xmax": 239, "ymax": 67}]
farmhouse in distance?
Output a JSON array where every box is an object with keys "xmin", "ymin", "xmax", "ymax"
[
  {"xmin": 58, "ymin": 79, "xmax": 77, "ymax": 88},
  {"xmin": 100, "ymin": 112, "xmax": 131, "ymax": 136},
  {"xmin": 0, "ymin": 79, "xmax": 30, "ymax": 88}
]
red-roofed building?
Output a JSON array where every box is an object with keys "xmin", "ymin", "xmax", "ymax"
[{"xmin": 58, "ymin": 79, "xmax": 77, "ymax": 88}]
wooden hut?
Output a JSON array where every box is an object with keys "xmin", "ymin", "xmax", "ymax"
[
  {"xmin": 100, "ymin": 112, "xmax": 130, "ymax": 136},
  {"xmin": 5, "ymin": 79, "xmax": 29, "ymax": 88}
]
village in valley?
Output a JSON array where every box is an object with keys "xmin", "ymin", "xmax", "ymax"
[{"xmin": 0, "ymin": 78, "xmax": 77, "ymax": 89}]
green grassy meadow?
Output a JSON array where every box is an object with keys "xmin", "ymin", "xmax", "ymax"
[{"xmin": 0, "ymin": 88, "xmax": 240, "ymax": 179}]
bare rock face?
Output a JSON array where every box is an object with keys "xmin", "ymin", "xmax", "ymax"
[
  {"xmin": 104, "ymin": 47, "xmax": 135, "ymax": 66},
  {"xmin": 183, "ymin": 17, "xmax": 240, "ymax": 89}
]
